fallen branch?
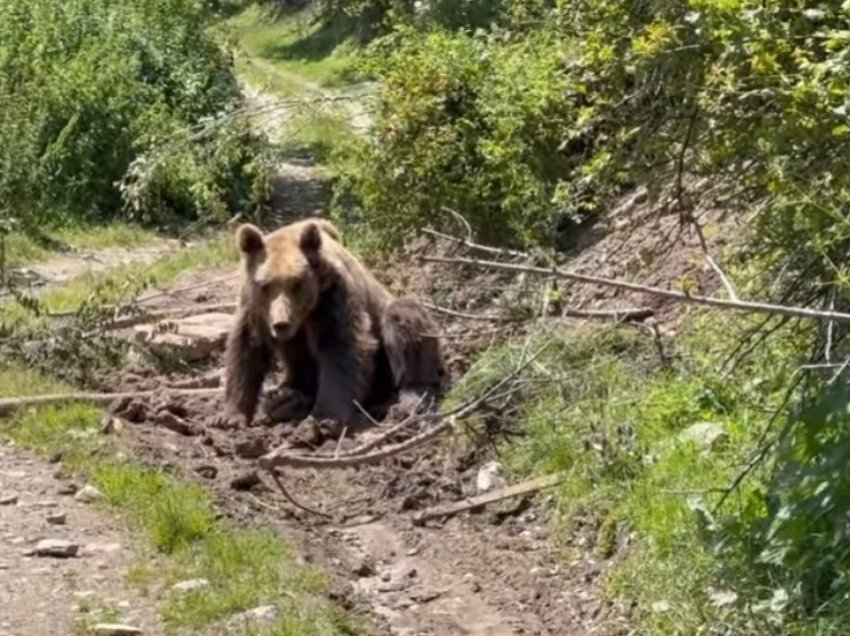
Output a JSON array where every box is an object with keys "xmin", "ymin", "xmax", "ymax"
[
  {"xmin": 0, "ymin": 388, "xmax": 221, "ymax": 417},
  {"xmin": 46, "ymin": 275, "xmax": 239, "ymax": 320},
  {"xmin": 690, "ymin": 215, "xmax": 739, "ymax": 301},
  {"xmin": 167, "ymin": 371, "xmax": 222, "ymax": 390},
  {"xmin": 421, "ymin": 254, "xmax": 850, "ymax": 325},
  {"xmin": 265, "ymin": 469, "xmax": 331, "ymax": 519},
  {"xmin": 102, "ymin": 302, "xmax": 237, "ymax": 331},
  {"xmin": 259, "ymin": 415, "xmax": 457, "ymax": 469},
  {"xmin": 563, "ymin": 306, "xmax": 654, "ymax": 322},
  {"xmin": 424, "ymin": 302, "xmax": 652, "ymax": 324},
  {"xmin": 411, "ymin": 473, "xmax": 564, "ymax": 526}
]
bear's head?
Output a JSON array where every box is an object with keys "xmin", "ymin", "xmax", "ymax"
[{"xmin": 236, "ymin": 219, "xmax": 338, "ymax": 340}]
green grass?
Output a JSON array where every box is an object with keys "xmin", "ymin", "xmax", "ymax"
[
  {"xmin": 227, "ymin": 5, "xmax": 362, "ymax": 92},
  {"xmin": 448, "ymin": 317, "xmax": 816, "ymax": 634},
  {"xmin": 0, "ymin": 365, "xmax": 360, "ymax": 635},
  {"xmin": 4, "ymin": 222, "xmax": 159, "ymax": 268}
]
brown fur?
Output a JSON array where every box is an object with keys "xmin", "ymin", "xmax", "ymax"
[{"xmin": 220, "ymin": 217, "xmax": 445, "ymax": 427}]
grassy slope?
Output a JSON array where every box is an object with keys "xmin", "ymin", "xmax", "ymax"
[{"xmin": 448, "ymin": 314, "xmax": 809, "ymax": 634}]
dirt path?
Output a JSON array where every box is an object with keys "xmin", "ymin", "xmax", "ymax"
[
  {"xmin": 101, "ymin": 251, "xmax": 627, "ymax": 635},
  {"xmin": 4, "ymin": 239, "xmax": 179, "ymax": 297},
  {"xmin": 0, "ymin": 440, "xmax": 161, "ymax": 635}
]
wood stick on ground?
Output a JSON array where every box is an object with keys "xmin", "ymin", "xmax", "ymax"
[
  {"xmin": 166, "ymin": 371, "xmax": 222, "ymax": 390},
  {"xmin": 265, "ymin": 469, "xmax": 331, "ymax": 519},
  {"xmin": 259, "ymin": 416, "xmax": 459, "ymax": 469},
  {"xmin": 258, "ymin": 341, "xmax": 554, "ymax": 470},
  {"xmin": 562, "ymin": 306, "xmax": 654, "ymax": 322},
  {"xmin": 0, "ymin": 388, "xmax": 222, "ymax": 417},
  {"xmin": 46, "ymin": 276, "xmax": 240, "ymax": 320},
  {"xmin": 103, "ymin": 302, "xmax": 237, "ymax": 331},
  {"xmin": 412, "ymin": 473, "xmax": 564, "ymax": 526},
  {"xmin": 421, "ymin": 254, "xmax": 850, "ymax": 325}
]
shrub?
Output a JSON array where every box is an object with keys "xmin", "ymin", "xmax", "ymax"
[{"xmin": 0, "ymin": 0, "xmax": 273, "ymax": 230}]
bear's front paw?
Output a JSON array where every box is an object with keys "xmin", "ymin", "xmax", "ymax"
[
  {"xmin": 206, "ymin": 412, "xmax": 247, "ymax": 430},
  {"xmin": 264, "ymin": 388, "xmax": 312, "ymax": 424}
]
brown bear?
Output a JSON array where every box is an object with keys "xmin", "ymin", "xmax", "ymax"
[{"xmin": 218, "ymin": 217, "xmax": 445, "ymax": 429}]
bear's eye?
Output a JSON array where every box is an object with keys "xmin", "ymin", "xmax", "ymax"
[
  {"xmin": 259, "ymin": 281, "xmax": 275, "ymax": 295},
  {"xmin": 290, "ymin": 280, "xmax": 303, "ymax": 295}
]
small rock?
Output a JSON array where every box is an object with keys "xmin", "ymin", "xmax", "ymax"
[
  {"xmin": 194, "ymin": 464, "xmax": 218, "ymax": 479},
  {"xmin": 0, "ymin": 493, "xmax": 18, "ymax": 506},
  {"xmin": 57, "ymin": 483, "xmax": 77, "ymax": 496},
  {"xmin": 99, "ymin": 416, "xmax": 125, "ymax": 435},
  {"xmin": 155, "ymin": 411, "xmax": 194, "ymax": 436},
  {"xmin": 74, "ymin": 485, "xmax": 104, "ymax": 503},
  {"xmin": 353, "ymin": 558, "xmax": 376, "ymax": 578},
  {"xmin": 33, "ymin": 539, "xmax": 79, "ymax": 558},
  {"xmin": 475, "ymin": 461, "xmax": 505, "ymax": 494},
  {"xmin": 234, "ymin": 437, "xmax": 268, "ymax": 460},
  {"xmin": 228, "ymin": 604, "xmax": 280, "ymax": 627},
  {"xmin": 679, "ymin": 422, "xmax": 728, "ymax": 450},
  {"xmin": 172, "ymin": 578, "xmax": 210, "ymax": 593},
  {"xmin": 47, "ymin": 511, "xmax": 67, "ymax": 525},
  {"xmin": 410, "ymin": 588, "xmax": 443, "ymax": 603},
  {"xmin": 230, "ymin": 471, "xmax": 261, "ymax": 491},
  {"xmin": 83, "ymin": 542, "xmax": 122, "ymax": 555},
  {"xmin": 651, "ymin": 600, "xmax": 672, "ymax": 614},
  {"xmin": 381, "ymin": 572, "xmax": 392, "ymax": 583},
  {"xmin": 92, "ymin": 624, "xmax": 142, "ymax": 635}
]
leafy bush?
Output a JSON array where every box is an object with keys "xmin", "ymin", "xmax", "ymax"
[
  {"xmin": 338, "ymin": 0, "xmax": 850, "ymax": 269},
  {"xmin": 337, "ymin": 26, "xmax": 574, "ymax": 245},
  {"xmin": 0, "ymin": 0, "xmax": 273, "ymax": 230}
]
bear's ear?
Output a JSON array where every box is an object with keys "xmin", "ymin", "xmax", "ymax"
[
  {"xmin": 236, "ymin": 224, "xmax": 264, "ymax": 255},
  {"xmin": 299, "ymin": 222, "xmax": 323, "ymax": 262}
]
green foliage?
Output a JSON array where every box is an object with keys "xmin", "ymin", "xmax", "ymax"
[
  {"xmin": 338, "ymin": 0, "xmax": 850, "ymax": 267},
  {"xmin": 452, "ymin": 311, "xmax": 850, "ymax": 633},
  {"xmin": 338, "ymin": 26, "xmax": 573, "ymax": 245},
  {"xmin": 0, "ymin": 0, "xmax": 273, "ymax": 230}
]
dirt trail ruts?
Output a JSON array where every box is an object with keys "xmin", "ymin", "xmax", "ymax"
[
  {"xmin": 102, "ymin": 248, "xmax": 627, "ymax": 635},
  {"xmin": 0, "ymin": 440, "xmax": 161, "ymax": 635}
]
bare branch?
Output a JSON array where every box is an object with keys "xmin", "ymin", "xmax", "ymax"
[
  {"xmin": 0, "ymin": 388, "xmax": 221, "ymax": 417},
  {"xmin": 258, "ymin": 341, "xmax": 555, "ymax": 470},
  {"xmin": 420, "ymin": 253, "xmax": 850, "ymax": 325},
  {"xmin": 412, "ymin": 473, "xmax": 563, "ymax": 526}
]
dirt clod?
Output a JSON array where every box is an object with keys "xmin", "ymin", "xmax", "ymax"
[
  {"xmin": 230, "ymin": 471, "xmax": 261, "ymax": 491},
  {"xmin": 193, "ymin": 464, "xmax": 218, "ymax": 479},
  {"xmin": 155, "ymin": 410, "xmax": 196, "ymax": 436},
  {"xmin": 234, "ymin": 437, "xmax": 269, "ymax": 459}
]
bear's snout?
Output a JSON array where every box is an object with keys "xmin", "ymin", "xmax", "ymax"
[{"xmin": 272, "ymin": 319, "xmax": 292, "ymax": 338}]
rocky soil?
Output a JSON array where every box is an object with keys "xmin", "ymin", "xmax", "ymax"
[{"xmin": 0, "ymin": 440, "xmax": 161, "ymax": 636}]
